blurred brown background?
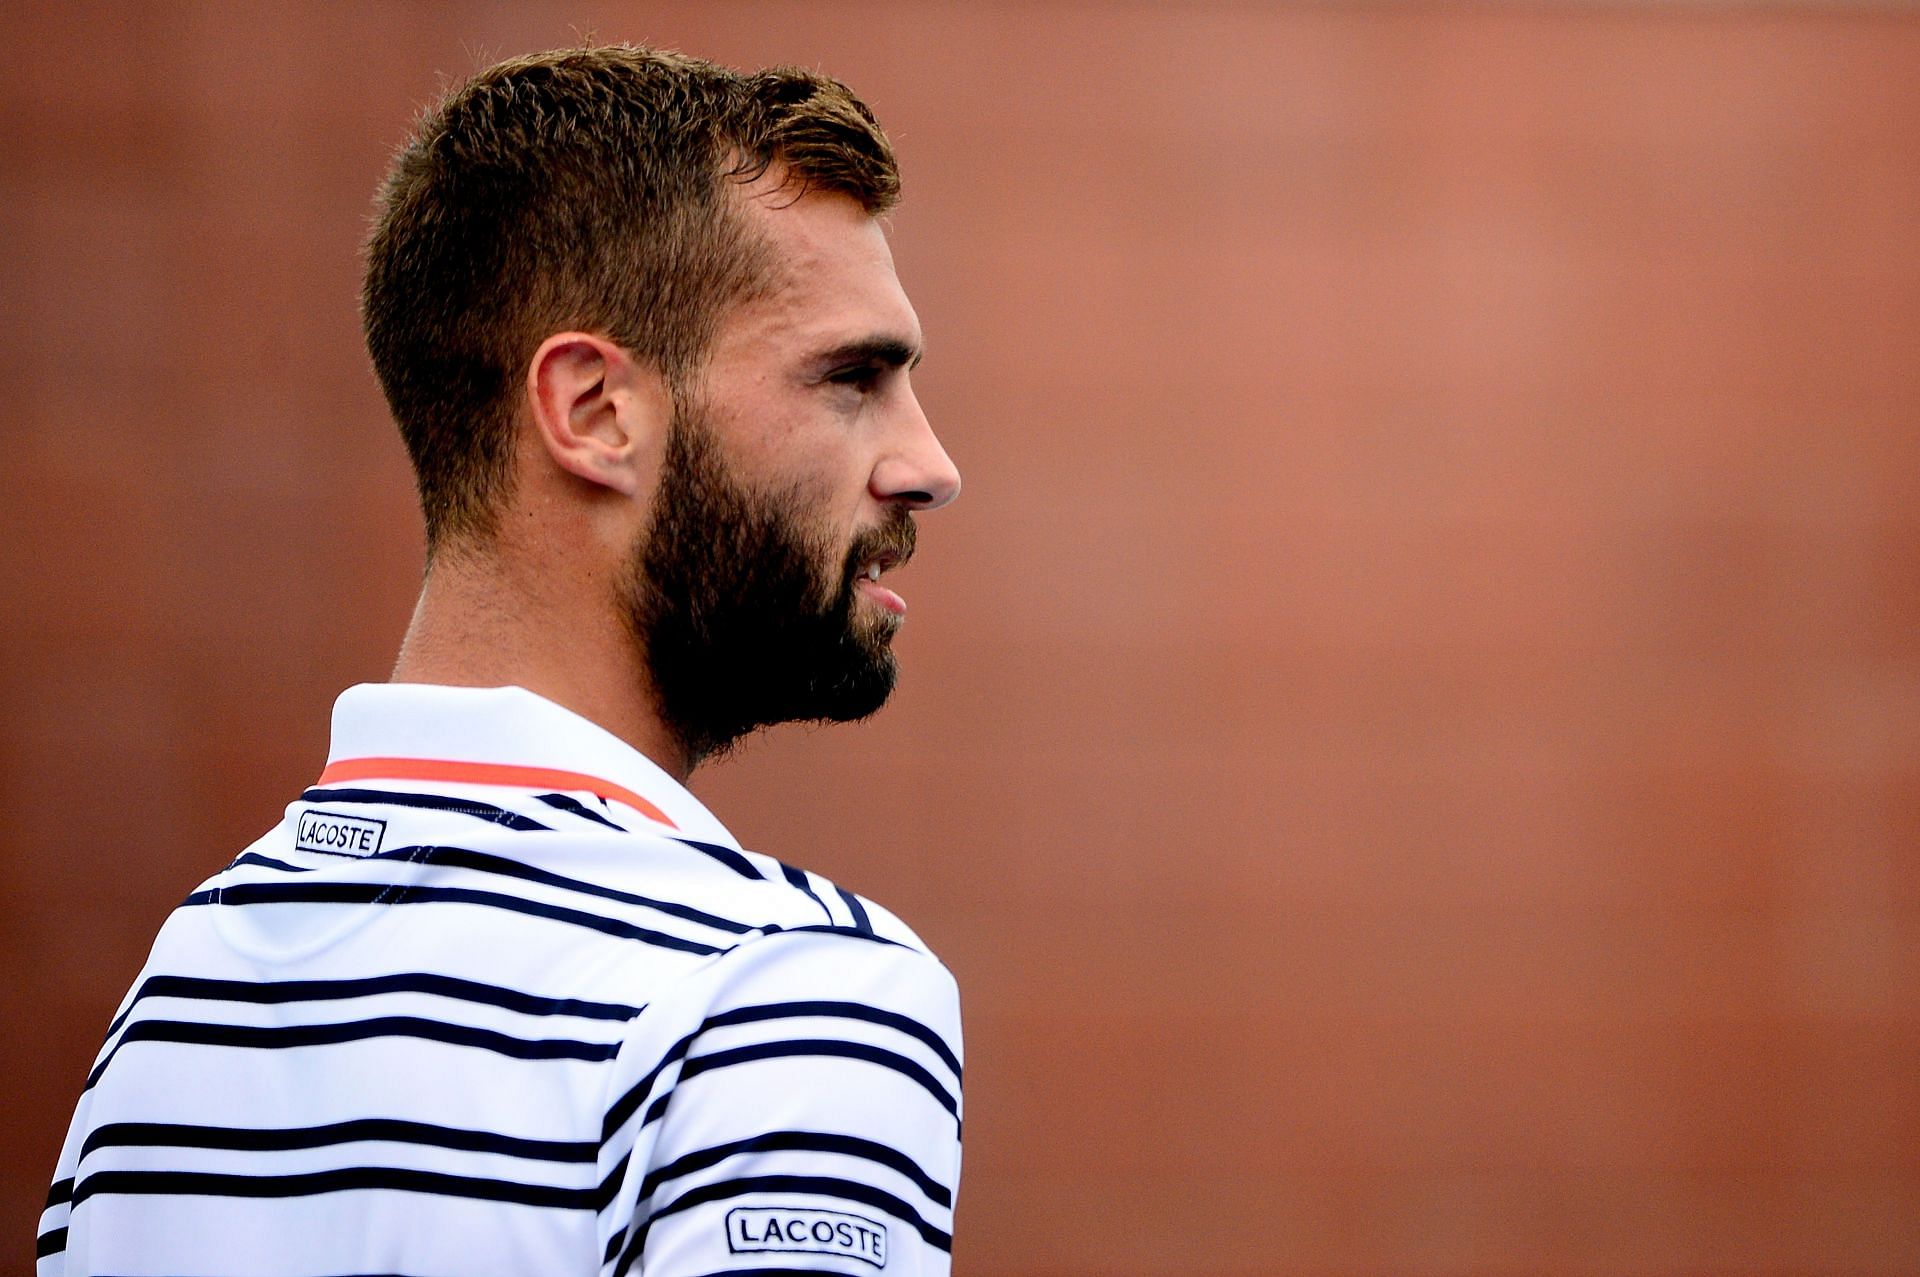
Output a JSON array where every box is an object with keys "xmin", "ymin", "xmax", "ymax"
[{"xmin": 3, "ymin": 1, "xmax": 1916, "ymax": 1273}]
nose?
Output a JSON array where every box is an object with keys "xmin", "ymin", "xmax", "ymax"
[{"xmin": 870, "ymin": 385, "xmax": 961, "ymax": 511}]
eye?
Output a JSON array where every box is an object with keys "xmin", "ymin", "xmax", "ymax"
[{"xmin": 825, "ymin": 363, "xmax": 884, "ymax": 393}]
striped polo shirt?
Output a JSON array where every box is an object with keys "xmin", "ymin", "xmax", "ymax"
[{"xmin": 38, "ymin": 683, "xmax": 963, "ymax": 1277}]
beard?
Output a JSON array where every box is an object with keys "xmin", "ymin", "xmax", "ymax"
[{"xmin": 619, "ymin": 400, "xmax": 916, "ymax": 765}]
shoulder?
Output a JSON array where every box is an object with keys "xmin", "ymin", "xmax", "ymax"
[
  {"xmin": 657, "ymin": 848, "xmax": 959, "ymax": 1034},
  {"xmin": 570, "ymin": 827, "xmax": 945, "ymax": 966},
  {"xmin": 733, "ymin": 851, "xmax": 938, "ymax": 954}
]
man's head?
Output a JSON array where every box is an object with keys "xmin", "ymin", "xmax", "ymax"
[
  {"xmin": 363, "ymin": 45, "xmax": 903, "ymax": 548},
  {"xmin": 363, "ymin": 46, "xmax": 959, "ymax": 764}
]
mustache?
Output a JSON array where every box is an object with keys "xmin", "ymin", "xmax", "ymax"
[{"xmin": 842, "ymin": 509, "xmax": 916, "ymax": 582}]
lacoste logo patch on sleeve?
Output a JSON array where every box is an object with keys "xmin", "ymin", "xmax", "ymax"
[{"xmin": 727, "ymin": 1205, "xmax": 888, "ymax": 1268}]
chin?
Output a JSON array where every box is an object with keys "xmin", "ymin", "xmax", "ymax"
[{"xmin": 811, "ymin": 643, "xmax": 899, "ymax": 725}]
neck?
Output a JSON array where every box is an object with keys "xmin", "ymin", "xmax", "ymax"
[{"xmin": 390, "ymin": 541, "xmax": 694, "ymax": 782}]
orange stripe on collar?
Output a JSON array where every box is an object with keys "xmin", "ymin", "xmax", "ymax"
[{"xmin": 317, "ymin": 756, "xmax": 678, "ymax": 830}]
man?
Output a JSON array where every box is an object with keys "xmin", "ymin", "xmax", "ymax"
[{"xmin": 39, "ymin": 45, "xmax": 963, "ymax": 1277}]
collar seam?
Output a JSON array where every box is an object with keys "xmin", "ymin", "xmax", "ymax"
[{"xmin": 316, "ymin": 756, "xmax": 679, "ymax": 831}]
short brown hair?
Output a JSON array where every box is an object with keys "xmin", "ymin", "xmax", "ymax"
[{"xmin": 362, "ymin": 45, "xmax": 899, "ymax": 551}]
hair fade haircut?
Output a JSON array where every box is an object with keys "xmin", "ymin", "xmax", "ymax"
[{"xmin": 362, "ymin": 45, "xmax": 900, "ymax": 552}]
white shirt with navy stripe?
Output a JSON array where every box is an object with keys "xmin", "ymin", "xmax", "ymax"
[{"xmin": 39, "ymin": 684, "xmax": 962, "ymax": 1277}]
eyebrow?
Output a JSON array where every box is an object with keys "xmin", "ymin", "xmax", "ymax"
[{"xmin": 812, "ymin": 336, "xmax": 923, "ymax": 374}]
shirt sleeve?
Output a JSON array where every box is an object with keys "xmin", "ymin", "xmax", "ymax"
[
  {"xmin": 596, "ymin": 926, "xmax": 964, "ymax": 1277},
  {"xmin": 38, "ymin": 1009, "xmax": 108, "ymax": 1276},
  {"xmin": 38, "ymin": 1136, "xmax": 77, "ymax": 1276}
]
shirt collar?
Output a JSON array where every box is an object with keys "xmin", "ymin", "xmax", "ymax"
[{"xmin": 319, "ymin": 683, "xmax": 738, "ymax": 848}]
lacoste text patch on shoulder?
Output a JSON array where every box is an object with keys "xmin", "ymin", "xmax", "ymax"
[{"xmin": 727, "ymin": 1205, "xmax": 888, "ymax": 1268}]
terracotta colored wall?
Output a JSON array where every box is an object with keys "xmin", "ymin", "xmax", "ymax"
[{"xmin": 3, "ymin": 3, "xmax": 1916, "ymax": 1273}]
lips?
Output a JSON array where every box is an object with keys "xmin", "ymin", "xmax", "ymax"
[
  {"xmin": 854, "ymin": 549, "xmax": 909, "ymax": 616},
  {"xmin": 857, "ymin": 574, "xmax": 908, "ymax": 617},
  {"xmin": 846, "ymin": 516, "xmax": 915, "ymax": 618}
]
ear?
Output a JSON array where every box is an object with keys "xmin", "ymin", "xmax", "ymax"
[{"xmin": 525, "ymin": 332, "xmax": 669, "ymax": 498}]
